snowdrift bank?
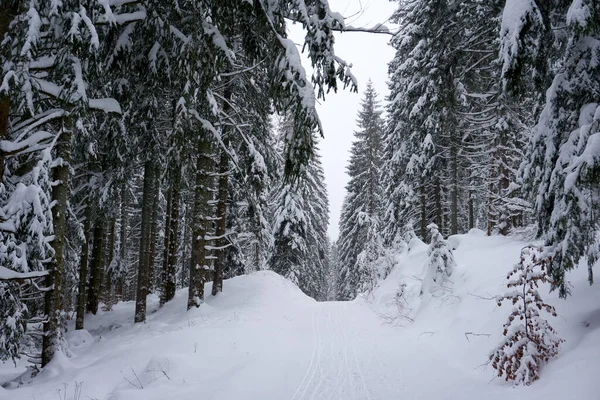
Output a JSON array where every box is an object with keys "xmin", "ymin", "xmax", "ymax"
[
  {"xmin": 1, "ymin": 271, "xmax": 316, "ymax": 400},
  {"xmin": 369, "ymin": 230, "xmax": 600, "ymax": 399}
]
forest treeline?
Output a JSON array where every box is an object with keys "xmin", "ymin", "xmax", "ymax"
[
  {"xmin": 0, "ymin": 0, "xmax": 598, "ymax": 380},
  {"xmin": 336, "ymin": 0, "xmax": 599, "ymax": 302},
  {"xmin": 0, "ymin": 0, "xmax": 352, "ymax": 369}
]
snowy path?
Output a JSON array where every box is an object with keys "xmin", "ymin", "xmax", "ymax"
[
  {"xmin": 0, "ymin": 280, "xmax": 439, "ymax": 400},
  {"xmin": 290, "ymin": 302, "xmax": 372, "ymax": 400}
]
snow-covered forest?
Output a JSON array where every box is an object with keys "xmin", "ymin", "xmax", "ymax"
[{"xmin": 1, "ymin": 0, "xmax": 599, "ymax": 398}]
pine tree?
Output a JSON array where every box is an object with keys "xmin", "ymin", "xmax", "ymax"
[
  {"xmin": 338, "ymin": 81, "xmax": 384, "ymax": 300},
  {"xmin": 421, "ymin": 223, "xmax": 455, "ymax": 297},
  {"xmin": 270, "ymin": 121, "xmax": 330, "ymax": 300},
  {"xmin": 490, "ymin": 246, "xmax": 563, "ymax": 385},
  {"xmin": 503, "ymin": 0, "xmax": 600, "ymax": 296}
]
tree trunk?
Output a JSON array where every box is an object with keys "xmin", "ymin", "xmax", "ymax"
[
  {"xmin": 117, "ymin": 181, "xmax": 128, "ymax": 300},
  {"xmin": 75, "ymin": 204, "xmax": 92, "ymax": 330},
  {"xmin": 212, "ymin": 86, "xmax": 232, "ymax": 296},
  {"xmin": 212, "ymin": 148, "xmax": 229, "ymax": 296},
  {"xmin": 180, "ymin": 199, "xmax": 191, "ymax": 287},
  {"xmin": 0, "ymin": 3, "xmax": 17, "ymax": 182},
  {"xmin": 487, "ymin": 166, "xmax": 495, "ymax": 236},
  {"xmin": 498, "ymin": 133, "xmax": 511, "ymax": 235},
  {"xmin": 147, "ymin": 169, "xmax": 160, "ymax": 293},
  {"xmin": 188, "ymin": 136, "xmax": 213, "ymax": 309},
  {"xmin": 450, "ymin": 140, "xmax": 458, "ymax": 235},
  {"xmin": 163, "ymin": 166, "xmax": 181, "ymax": 304},
  {"xmin": 103, "ymin": 212, "xmax": 117, "ymax": 310},
  {"xmin": 87, "ymin": 220, "xmax": 105, "ymax": 315},
  {"xmin": 434, "ymin": 178, "xmax": 442, "ymax": 229},
  {"xmin": 134, "ymin": 161, "xmax": 155, "ymax": 323},
  {"xmin": 160, "ymin": 179, "xmax": 172, "ymax": 306},
  {"xmin": 42, "ymin": 124, "xmax": 71, "ymax": 367},
  {"xmin": 420, "ymin": 183, "xmax": 427, "ymax": 240},
  {"xmin": 468, "ymin": 190, "xmax": 474, "ymax": 230}
]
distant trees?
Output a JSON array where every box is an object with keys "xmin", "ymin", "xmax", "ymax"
[
  {"xmin": 338, "ymin": 81, "xmax": 384, "ymax": 300},
  {"xmin": 270, "ymin": 118, "xmax": 330, "ymax": 301}
]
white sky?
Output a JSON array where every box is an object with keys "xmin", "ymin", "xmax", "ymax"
[{"xmin": 289, "ymin": 1, "xmax": 397, "ymax": 241}]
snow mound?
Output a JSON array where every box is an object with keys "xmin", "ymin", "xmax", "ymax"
[
  {"xmin": 369, "ymin": 233, "xmax": 600, "ymax": 399},
  {"xmin": 65, "ymin": 329, "xmax": 94, "ymax": 353}
]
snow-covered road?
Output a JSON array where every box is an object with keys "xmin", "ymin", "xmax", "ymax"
[{"xmin": 2, "ymin": 233, "xmax": 600, "ymax": 400}]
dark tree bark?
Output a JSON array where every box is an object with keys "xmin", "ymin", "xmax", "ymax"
[
  {"xmin": 135, "ymin": 161, "xmax": 155, "ymax": 323},
  {"xmin": 188, "ymin": 136, "xmax": 213, "ymax": 309},
  {"xmin": 163, "ymin": 166, "xmax": 181, "ymax": 304},
  {"xmin": 102, "ymin": 211, "xmax": 117, "ymax": 309},
  {"xmin": 212, "ymin": 148, "xmax": 229, "ymax": 296},
  {"xmin": 42, "ymin": 125, "xmax": 71, "ymax": 367},
  {"xmin": 487, "ymin": 165, "xmax": 495, "ymax": 236},
  {"xmin": 147, "ymin": 169, "xmax": 160, "ymax": 293},
  {"xmin": 117, "ymin": 181, "xmax": 128, "ymax": 300},
  {"xmin": 87, "ymin": 220, "xmax": 105, "ymax": 315},
  {"xmin": 0, "ymin": 3, "xmax": 18, "ymax": 182},
  {"xmin": 435, "ymin": 178, "xmax": 442, "ymax": 229},
  {"xmin": 160, "ymin": 180, "xmax": 172, "ymax": 306},
  {"xmin": 420, "ymin": 183, "xmax": 427, "ymax": 239},
  {"xmin": 212, "ymin": 86, "xmax": 232, "ymax": 296},
  {"xmin": 468, "ymin": 190, "xmax": 475, "ymax": 231},
  {"xmin": 450, "ymin": 140, "xmax": 458, "ymax": 235},
  {"xmin": 75, "ymin": 204, "xmax": 92, "ymax": 330}
]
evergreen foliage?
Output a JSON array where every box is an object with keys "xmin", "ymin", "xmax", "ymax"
[
  {"xmin": 490, "ymin": 247, "xmax": 563, "ymax": 386},
  {"xmin": 421, "ymin": 223, "xmax": 455, "ymax": 296},
  {"xmin": 337, "ymin": 81, "xmax": 384, "ymax": 300}
]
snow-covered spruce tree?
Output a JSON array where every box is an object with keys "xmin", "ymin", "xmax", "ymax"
[
  {"xmin": 224, "ymin": 111, "xmax": 279, "ymax": 278},
  {"xmin": 503, "ymin": 0, "xmax": 600, "ymax": 297},
  {"xmin": 421, "ymin": 223, "xmax": 455, "ymax": 296},
  {"xmin": 0, "ymin": 150, "xmax": 54, "ymax": 363},
  {"xmin": 337, "ymin": 81, "xmax": 384, "ymax": 300},
  {"xmin": 490, "ymin": 246, "xmax": 563, "ymax": 385},
  {"xmin": 300, "ymin": 143, "xmax": 330, "ymax": 301},
  {"xmin": 1, "ymin": 0, "xmax": 123, "ymax": 366},
  {"xmin": 382, "ymin": 0, "xmax": 462, "ymax": 241},
  {"xmin": 324, "ymin": 238, "xmax": 337, "ymax": 301},
  {"xmin": 382, "ymin": 0, "xmax": 530, "ymax": 239},
  {"xmin": 352, "ymin": 217, "xmax": 384, "ymax": 296},
  {"xmin": 270, "ymin": 123, "xmax": 330, "ymax": 301},
  {"xmin": 452, "ymin": 0, "xmax": 531, "ymax": 235}
]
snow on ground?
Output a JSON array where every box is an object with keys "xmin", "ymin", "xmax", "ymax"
[{"xmin": 1, "ymin": 232, "xmax": 599, "ymax": 399}]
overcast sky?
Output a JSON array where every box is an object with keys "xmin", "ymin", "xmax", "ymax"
[{"xmin": 289, "ymin": 1, "xmax": 397, "ymax": 241}]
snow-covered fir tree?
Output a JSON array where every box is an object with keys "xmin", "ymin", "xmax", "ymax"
[
  {"xmin": 421, "ymin": 223, "xmax": 455, "ymax": 297},
  {"xmin": 501, "ymin": 0, "xmax": 600, "ymax": 297},
  {"xmin": 490, "ymin": 247, "xmax": 563, "ymax": 385},
  {"xmin": 338, "ymin": 81, "xmax": 384, "ymax": 300},
  {"xmin": 270, "ymin": 119, "xmax": 330, "ymax": 301}
]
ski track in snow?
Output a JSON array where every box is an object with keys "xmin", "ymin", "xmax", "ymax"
[
  {"xmin": 292, "ymin": 302, "xmax": 372, "ymax": 400},
  {"xmin": 346, "ymin": 303, "xmax": 372, "ymax": 400}
]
